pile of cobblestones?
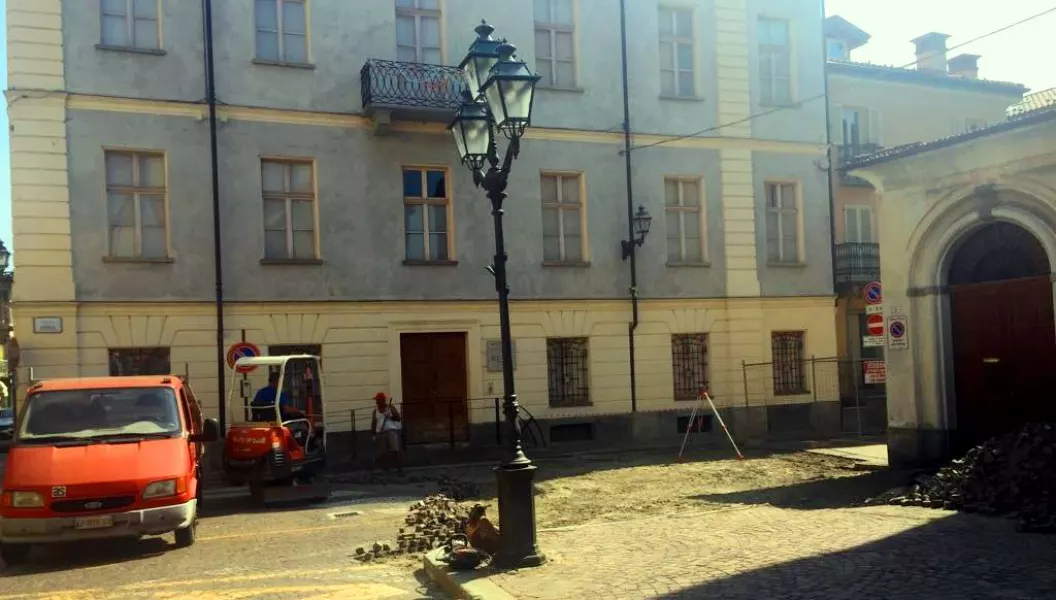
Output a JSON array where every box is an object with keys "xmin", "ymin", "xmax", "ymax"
[
  {"xmin": 890, "ymin": 423, "xmax": 1056, "ymax": 532},
  {"xmin": 354, "ymin": 494, "xmax": 469, "ymax": 562},
  {"xmin": 437, "ymin": 474, "xmax": 481, "ymax": 501}
]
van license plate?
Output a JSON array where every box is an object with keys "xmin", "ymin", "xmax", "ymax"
[{"xmin": 74, "ymin": 515, "xmax": 114, "ymax": 530}]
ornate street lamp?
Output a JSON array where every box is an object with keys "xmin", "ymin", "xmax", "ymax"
[
  {"xmin": 449, "ymin": 21, "xmax": 544, "ymax": 570},
  {"xmin": 621, "ymin": 205, "xmax": 653, "ymax": 259},
  {"xmin": 0, "ymin": 241, "xmax": 10, "ymax": 272}
]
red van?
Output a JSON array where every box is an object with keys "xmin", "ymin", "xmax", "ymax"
[{"xmin": 0, "ymin": 376, "xmax": 219, "ymax": 565}]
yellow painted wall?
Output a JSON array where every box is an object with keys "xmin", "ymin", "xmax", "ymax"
[
  {"xmin": 829, "ymin": 73, "xmax": 1023, "ymax": 149},
  {"xmin": 12, "ymin": 298, "xmax": 836, "ymax": 432}
]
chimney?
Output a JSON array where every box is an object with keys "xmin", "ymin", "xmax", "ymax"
[
  {"xmin": 948, "ymin": 53, "xmax": 980, "ymax": 79},
  {"xmin": 911, "ymin": 32, "xmax": 951, "ymax": 73}
]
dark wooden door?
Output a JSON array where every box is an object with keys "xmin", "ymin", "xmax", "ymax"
[
  {"xmin": 950, "ymin": 275, "xmax": 1056, "ymax": 449},
  {"xmin": 399, "ymin": 333, "xmax": 469, "ymax": 444}
]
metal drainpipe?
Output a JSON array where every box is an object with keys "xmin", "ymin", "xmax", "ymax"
[
  {"xmin": 619, "ymin": 0, "xmax": 639, "ymax": 413},
  {"xmin": 203, "ymin": 0, "xmax": 226, "ymax": 432},
  {"xmin": 821, "ymin": 0, "xmax": 839, "ymax": 300}
]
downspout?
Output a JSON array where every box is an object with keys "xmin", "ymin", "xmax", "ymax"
[
  {"xmin": 619, "ymin": 0, "xmax": 638, "ymax": 413},
  {"xmin": 821, "ymin": 0, "xmax": 839, "ymax": 300},
  {"xmin": 203, "ymin": 0, "xmax": 227, "ymax": 432}
]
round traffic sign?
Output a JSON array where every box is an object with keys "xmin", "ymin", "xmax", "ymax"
[
  {"xmin": 226, "ymin": 342, "xmax": 261, "ymax": 374},
  {"xmin": 889, "ymin": 320, "xmax": 906, "ymax": 339},
  {"xmin": 863, "ymin": 281, "xmax": 883, "ymax": 305},
  {"xmin": 867, "ymin": 313, "xmax": 884, "ymax": 336}
]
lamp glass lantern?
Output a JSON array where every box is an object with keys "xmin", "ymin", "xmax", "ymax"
[
  {"xmin": 449, "ymin": 94, "xmax": 494, "ymax": 171},
  {"xmin": 479, "ymin": 43, "xmax": 541, "ymax": 139},
  {"xmin": 0, "ymin": 242, "xmax": 10, "ymax": 271},
  {"xmin": 458, "ymin": 21, "xmax": 502, "ymax": 99},
  {"xmin": 633, "ymin": 205, "xmax": 653, "ymax": 239}
]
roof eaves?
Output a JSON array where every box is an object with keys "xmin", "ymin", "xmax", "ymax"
[
  {"xmin": 841, "ymin": 107, "xmax": 1056, "ymax": 171},
  {"xmin": 827, "ymin": 60, "xmax": 1028, "ymax": 95}
]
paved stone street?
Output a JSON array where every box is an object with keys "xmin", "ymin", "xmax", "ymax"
[
  {"xmin": 490, "ymin": 503, "xmax": 1056, "ymax": 599},
  {"xmin": 0, "ymin": 491, "xmax": 446, "ymax": 599}
]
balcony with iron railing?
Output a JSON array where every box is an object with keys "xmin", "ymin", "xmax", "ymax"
[
  {"xmin": 360, "ymin": 59, "xmax": 464, "ymax": 126},
  {"xmin": 835, "ymin": 242, "xmax": 881, "ymax": 292}
]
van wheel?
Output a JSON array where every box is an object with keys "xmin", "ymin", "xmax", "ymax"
[
  {"xmin": 174, "ymin": 520, "xmax": 197, "ymax": 548},
  {"xmin": 0, "ymin": 543, "xmax": 31, "ymax": 566}
]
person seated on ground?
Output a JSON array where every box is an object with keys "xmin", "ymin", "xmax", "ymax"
[
  {"xmin": 250, "ymin": 372, "xmax": 303, "ymax": 422},
  {"xmin": 465, "ymin": 504, "xmax": 500, "ymax": 556}
]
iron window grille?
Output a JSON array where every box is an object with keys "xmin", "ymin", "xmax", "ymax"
[
  {"xmin": 546, "ymin": 337, "xmax": 591, "ymax": 408},
  {"xmin": 108, "ymin": 348, "xmax": 171, "ymax": 376},
  {"xmin": 771, "ymin": 332, "xmax": 807, "ymax": 395},
  {"xmin": 672, "ymin": 334, "xmax": 709, "ymax": 401}
]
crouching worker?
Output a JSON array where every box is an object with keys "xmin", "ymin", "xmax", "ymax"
[
  {"xmin": 371, "ymin": 392, "xmax": 403, "ymax": 473},
  {"xmin": 465, "ymin": 504, "xmax": 500, "ymax": 556}
]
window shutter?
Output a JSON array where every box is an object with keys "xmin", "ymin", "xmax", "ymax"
[
  {"xmin": 844, "ymin": 207, "xmax": 859, "ymax": 243},
  {"xmin": 867, "ymin": 109, "xmax": 882, "ymax": 146},
  {"xmin": 861, "ymin": 208, "xmax": 873, "ymax": 243},
  {"xmin": 829, "ymin": 103, "xmax": 844, "ymax": 145}
]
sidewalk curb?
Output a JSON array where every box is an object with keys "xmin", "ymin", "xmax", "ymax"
[{"xmin": 423, "ymin": 549, "xmax": 517, "ymax": 600}]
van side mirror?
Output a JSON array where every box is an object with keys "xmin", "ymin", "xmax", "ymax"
[{"xmin": 192, "ymin": 418, "xmax": 221, "ymax": 443}]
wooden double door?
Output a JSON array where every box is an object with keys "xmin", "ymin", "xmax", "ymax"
[
  {"xmin": 399, "ymin": 333, "xmax": 469, "ymax": 445},
  {"xmin": 950, "ymin": 275, "xmax": 1056, "ymax": 449}
]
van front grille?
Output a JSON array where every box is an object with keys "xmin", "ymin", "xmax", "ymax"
[{"xmin": 51, "ymin": 495, "xmax": 135, "ymax": 513}]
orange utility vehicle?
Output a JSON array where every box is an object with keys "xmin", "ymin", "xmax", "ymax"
[
  {"xmin": 222, "ymin": 355, "xmax": 330, "ymax": 503},
  {"xmin": 0, "ymin": 375, "xmax": 220, "ymax": 566}
]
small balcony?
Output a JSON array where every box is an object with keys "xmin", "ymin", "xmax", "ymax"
[
  {"xmin": 835, "ymin": 242, "xmax": 881, "ymax": 293},
  {"xmin": 360, "ymin": 59, "xmax": 464, "ymax": 130}
]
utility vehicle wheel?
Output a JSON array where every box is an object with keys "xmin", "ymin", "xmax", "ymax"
[
  {"xmin": 0, "ymin": 543, "xmax": 31, "ymax": 566},
  {"xmin": 174, "ymin": 519, "xmax": 197, "ymax": 548}
]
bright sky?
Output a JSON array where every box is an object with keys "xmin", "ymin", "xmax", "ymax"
[
  {"xmin": 0, "ymin": 3, "xmax": 1051, "ymax": 264},
  {"xmin": 825, "ymin": 0, "xmax": 1055, "ymax": 92}
]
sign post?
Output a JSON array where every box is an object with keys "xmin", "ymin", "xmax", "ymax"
[{"xmin": 888, "ymin": 315, "xmax": 909, "ymax": 350}]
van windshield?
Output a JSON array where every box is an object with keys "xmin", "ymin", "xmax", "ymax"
[{"xmin": 18, "ymin": 387, "xmax": 182, "ymax": 441}]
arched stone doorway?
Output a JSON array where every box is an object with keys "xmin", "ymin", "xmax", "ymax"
[{"xmin": 946, "ymin": 221, "xmax": 1056, "ymax": 450}]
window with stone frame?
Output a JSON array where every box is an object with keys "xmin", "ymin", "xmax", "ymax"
[
  {"xmin": 105, "ymin": 150, "xmax": 168, "ymax": 259},
  {"xmin": 101, "ymin": 0, "xmax": 160, "ymax": 50},
  {"xmin": 671, "ymin": 334, "xmax": 708, "ymax": 401},
  {"xmin": 402, "ymin": 167, "xmax": 451, "ymax": 262},
  {"xmin": 109, "ymin": 348, "xmax": 171, "ymax": 376},
  {"xmin": 255, "ymin": 0, "xmax": 309, "ymax": 64},
  {"xmin": 534, "ymin": 0, "xmax": 576, "ymax": 88},
  {"xmin": 546, "ymin": 337, "xmax": 590, "ymax": 407},
  {"xmin": 395, "ymin": 0, "xmax": 442, "ymax": 63},
  {"xmin": 262, "ymin": 159, "xmax": 317, "ymax": 261},
  {"xmin": 771, "ymin": 331, "xmax": 807, "ymax": 395},
  {"xmin": 658, "ymin": 6, "xmax": 695, "ymax": 97}
]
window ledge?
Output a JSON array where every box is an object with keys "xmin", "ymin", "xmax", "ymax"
[
  {"xmin": 660, "ymin": 94, "xmax": 705, "ymax": 102},
  {"xmin": 760, "ymin": 100, "xmax": 798, "ymax": 109},
  {"xmin": 667, "ymin": 261, "xmax": 712, "ymax": 268},
  {"xmin": 103, "ymin": 256, "xmax": 174, "ymax": 264},
  {"xmin": 542, "ymin": 261, "xmax": 591, "ymax": 268},
  {"xmin": 767, "ymin": 261, "xmax": 807, "ymax": 269},
  {"xmin": 95, "ymin": 44, "xmax": 166, "ymax": 56},
  {"xmin": 538, "ymin": 85, "xmax": 585, "ymax": 94},
  {"xmin": 775, "ymin": 390, "xmax": 811, "ymax": 396},
  {"xmin": 402, "ymin": 259, "xmax": 458, "ymax": 267},
  {"xmin": 252, "ymin": 59, "xmax": 316, "ymax": 70},
  {"xmin": 260, "ymin": 258, "xmax": 324, "ymax": 266}
]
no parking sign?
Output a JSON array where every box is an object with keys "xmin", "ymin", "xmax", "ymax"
[{"xmin": 226, "ymin": 342, "xmax": 261, "ymax": 373}]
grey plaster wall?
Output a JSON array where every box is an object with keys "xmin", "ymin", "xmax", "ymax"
[
  {"xmin": 752, "ymin": 151, "xmax": 833, "ymax": 296},
  {"xmin": 63, "ymin": 0, "xmax": 825, "ymax": 141},
  {"xmin": 70, "ymin": 110, "xmax": 759, "ymax": 302}
]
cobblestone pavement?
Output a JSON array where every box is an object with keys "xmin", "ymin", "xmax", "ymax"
[{"xmin": 491, "ymin": 504, "xmax": 1056, "ymax": 600}]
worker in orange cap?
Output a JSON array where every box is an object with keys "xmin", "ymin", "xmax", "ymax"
[{"xmin": 370, "ymin": 392, "xmax": 403, "ymax": 473}]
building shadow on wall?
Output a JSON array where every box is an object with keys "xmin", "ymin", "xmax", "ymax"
[{"xmin": 656, "ymin": 511, "xmax": 1056, "ymax": 600}]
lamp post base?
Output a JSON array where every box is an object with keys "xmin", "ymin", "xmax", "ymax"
[{"xmin": 493, "ymin": 463, "xmax": 546, "ymax": 569}]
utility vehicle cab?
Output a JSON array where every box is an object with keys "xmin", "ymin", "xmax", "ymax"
[
  {"xmin": 0, "ymin": 376, "xmax": 219, "ymax": 566},
  {"xmin": 222, "ymin": 355, "xmax": 330, "ymax": 503}
]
